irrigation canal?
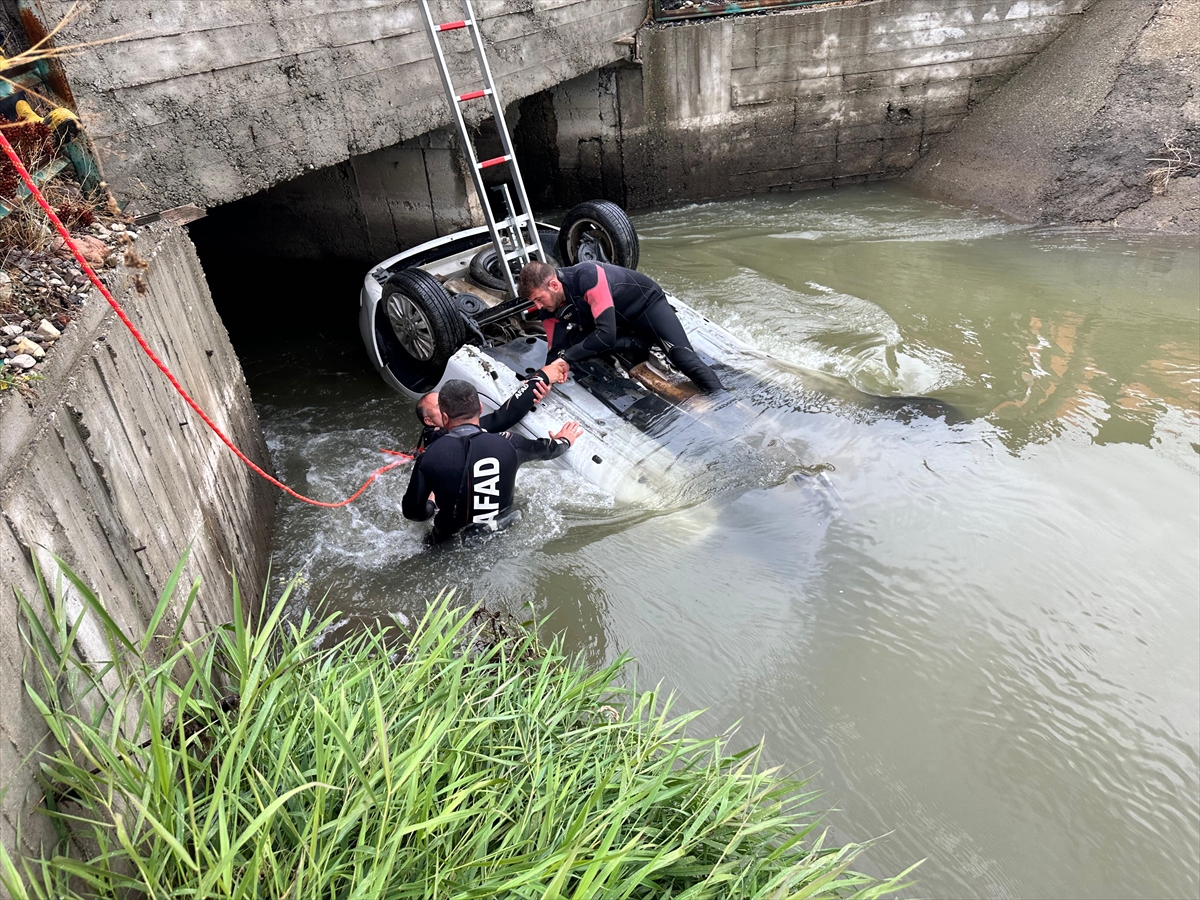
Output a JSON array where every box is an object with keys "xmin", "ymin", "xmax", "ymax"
[{"xmin": 207, "ymin": 183, "xmax": 1200, "ymax": 899}]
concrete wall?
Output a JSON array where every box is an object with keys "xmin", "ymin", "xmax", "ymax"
[
  {"xmin": 0, "ymin": 226, "xmax": 276, "ymax": 864},
  {"xmin": 908, "ymin": 0, "xmax": 1199, "ymax": 231},
  {"xmin": 22, "ymin": 0, "xmax": 645, "ymax": 215},
  {"xmin": 23, "ymin": 0, "xmax": 1106, "ymax": 260},
  {"xmin": 518, "ymin": 0, "xmax": 1098, "ymax": 209}
]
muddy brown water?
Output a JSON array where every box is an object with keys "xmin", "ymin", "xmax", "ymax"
[{"xmin": 230, "ymin": 183, "xmax": 1199, "ymax": 899}]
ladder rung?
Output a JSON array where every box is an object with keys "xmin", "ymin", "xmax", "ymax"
[{"xmin": 420, "ymin": 0, "xmax": 539, "ymax": 293}]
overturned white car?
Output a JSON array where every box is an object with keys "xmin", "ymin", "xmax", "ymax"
[{"xmin": 359, "ymin": 201, "xmax": 955, "ymax": 505}]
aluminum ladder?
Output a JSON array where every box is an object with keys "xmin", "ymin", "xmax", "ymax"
[{"xmin": 419, "ymin": 0, "xmax": 546, "ymax": 297}]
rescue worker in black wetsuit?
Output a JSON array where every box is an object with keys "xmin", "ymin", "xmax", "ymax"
[
  {"xmin": 412, "ymin": 362, "xmax": 567, "ymax": 453},
  {"xmin": 517, "ymin": 260, "xmax": 724, "ymax": 394},
  {"xmin": 402, "ymin": 379, "xmax": 583, "ymax": 542}
]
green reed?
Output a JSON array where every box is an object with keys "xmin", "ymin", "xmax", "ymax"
[{"xmin": 2, "ymin": 551, "xmax": 914, "ymax": 898}]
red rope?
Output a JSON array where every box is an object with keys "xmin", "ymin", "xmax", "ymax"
[{"xmin": 0, "ymin": 131, "xmax": 411, "ymax": 508}]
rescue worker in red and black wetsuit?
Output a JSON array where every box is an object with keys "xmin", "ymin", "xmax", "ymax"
[
  {"xmin": 402, "ymin": 380, "xmax": 582, "ymax": 542},
  {"xmin": 517, "ymin": 260, "xmax": 724, "ymax": 394}
]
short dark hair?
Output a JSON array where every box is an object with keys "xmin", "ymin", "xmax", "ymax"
[
  {"xmin": 517, "ymin": 260, "xmax": 556, "ymax": 297},
  {"xmin": 438, "ymin": 380, "xmax": 479, "ymax": 421},
  {"xmin": 415, "ymin": 391, "xmax": 438, "ymax": 424}
]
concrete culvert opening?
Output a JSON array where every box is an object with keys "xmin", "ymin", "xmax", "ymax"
[{"xmin": 186, "ymin": 123, "xmax": 494, "ymax": 351}]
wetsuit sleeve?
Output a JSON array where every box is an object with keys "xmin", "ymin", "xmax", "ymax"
[
  {"xmin": 562, "ymin": 308, "xmax": 616, "ymax": 362},
  {"xmin": 562, "ymin": 264, "xmax": 618, "ymax": 363},
  {"xmin": 479, "ymin": 373, "xmax": 546, "ymax": 433},
  {"xmin": 504, "ymin": 432, "xmax": 571, "ymax": 464},
  {"xmin": 543, "ymin": 315, "xmax": 575, "ymax": 362},
  {"xmin": 401, "ymin": 457, "xmax": 436, "ymax": 521}
]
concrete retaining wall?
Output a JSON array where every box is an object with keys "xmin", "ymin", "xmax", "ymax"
[
  {"xmin": 519, "ymin": 0, "xmax": 1098, "ymax": 208},
  {"xmin": 0, "ymin": 226, "xmax": 276, "ymax": 864},
  {"xmin": 23, "ymin": 0, "xmax": 645, "ymax": 215},
  {"xmin": 130, "ymin": 0, "xmax": 1107, "ymax": 262},
  {"xmin": 908, "ymin": 0, "xmax": 1199, "ymax": 231},
  {"xmin": 16, "ymin": 0, "xmax": 1119, "ymax": 261}
]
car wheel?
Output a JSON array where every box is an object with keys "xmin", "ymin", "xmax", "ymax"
[
  {"xmin": 468, "ymin": 229, "xmax": 560, "ymax": 293},
  {"xmin": 383, "ymin": 268, "xmax": 466, "ymax": 365},
  {"xmin": 555, "ymin": 200, "xmax": 639, "ymax": 270}
]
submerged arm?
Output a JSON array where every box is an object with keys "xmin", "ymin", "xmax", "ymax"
[
  {"xmin": 401, "ymin": 460, "xmax": 435, "ymax": 521},
  {"xmin": 505, "ymin": 432, "xmax": 572, "ymax": 465}
]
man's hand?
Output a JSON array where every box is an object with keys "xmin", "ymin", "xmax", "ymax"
[
  {"xmin": 532, "ymin": 378, "xmax": 551, "ymax": 404},
  {"xmin": 550, "ymin": 421, "xmax": 583, "ymax": 446},
  {"xmin": 541, "ymin": 358, "xmax": 570, "ymax": 384}
]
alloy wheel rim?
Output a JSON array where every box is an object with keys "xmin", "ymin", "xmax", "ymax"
[{"xmin": 386, "ymin": 292, "xmax": 436, "ymax": 360}]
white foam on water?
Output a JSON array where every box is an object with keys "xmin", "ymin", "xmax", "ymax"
[
  {"xmin": 264, "ymin": 411, "xmax": 625, "ymax": 609},
  {"xmin": 636, "ymin": 187, "xmax": 1027, "ymax": 259},
  {"xmin": 673, "ymin": 268, "xmax": 964, "ymax": 398},
  {"xmin": 770, "ymin": 216, "xmax": 1022, "ymax": 244},
  {"xmin": 1151, "ymin": 405, "xmax": 1200, "ymax": 474}
]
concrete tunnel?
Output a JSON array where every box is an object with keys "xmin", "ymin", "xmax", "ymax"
[{"xmin": 187, "ymin": 89, "xmax": 590, "ymax": 347}]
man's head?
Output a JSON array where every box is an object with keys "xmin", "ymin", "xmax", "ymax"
[
  {"xmin": 518, "ymin": 261, "xmax": 564, "ymax": 314},
  {"xmin": 415, "ymin": 391, "xmax": 442, "ymax": 428},
  {"xmin": 437, "ymin": 379, "xmax": 482, "ymax": 425}
]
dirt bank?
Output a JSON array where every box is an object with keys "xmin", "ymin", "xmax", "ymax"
[{"xmin": 908, "ymin": 0, "xmax": 1199, "ymax": 234}]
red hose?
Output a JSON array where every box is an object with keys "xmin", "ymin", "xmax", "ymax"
[{"xmin": 0, "ymin": 131, "xmax": 411, "ymax": 508}]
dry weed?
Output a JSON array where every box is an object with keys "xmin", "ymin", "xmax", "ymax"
[
  {"xmin": 1147, "ymin": 139, "xmax": 1199, "ymax": 195},
  {"xmin": 0, "ymin": 180, "xmax": 104, "ymax": 252},
  {"xmin": 0, "ymin": 1, "xmax": 134, "ymax": 233},
  {"xmin": 0, "ymin": 202, "xmax": 54, "ymax": 252},
  {"xmin": 0, "ymin": 2, "xmax": 136, "ymax": 109},
  {"xmin": 123, "ymin": 247, "xmax": 148, "ymax": 270}
]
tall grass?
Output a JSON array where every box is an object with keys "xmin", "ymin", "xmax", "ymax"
[{"xmin": 2, "ymin": 552, "xmax": 913, "ymax": 898}]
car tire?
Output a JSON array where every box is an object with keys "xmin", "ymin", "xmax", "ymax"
[
  {"xmin": 555, "ymin": 200, "xmax": 639, "ymax": 270},
  {"xmin": 468, "ymin": 229, "xmax": 560, "ymax": 293},
  {"xmin": 383, "ymin": 268, "xmax": 466, "ymax": 365}
]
